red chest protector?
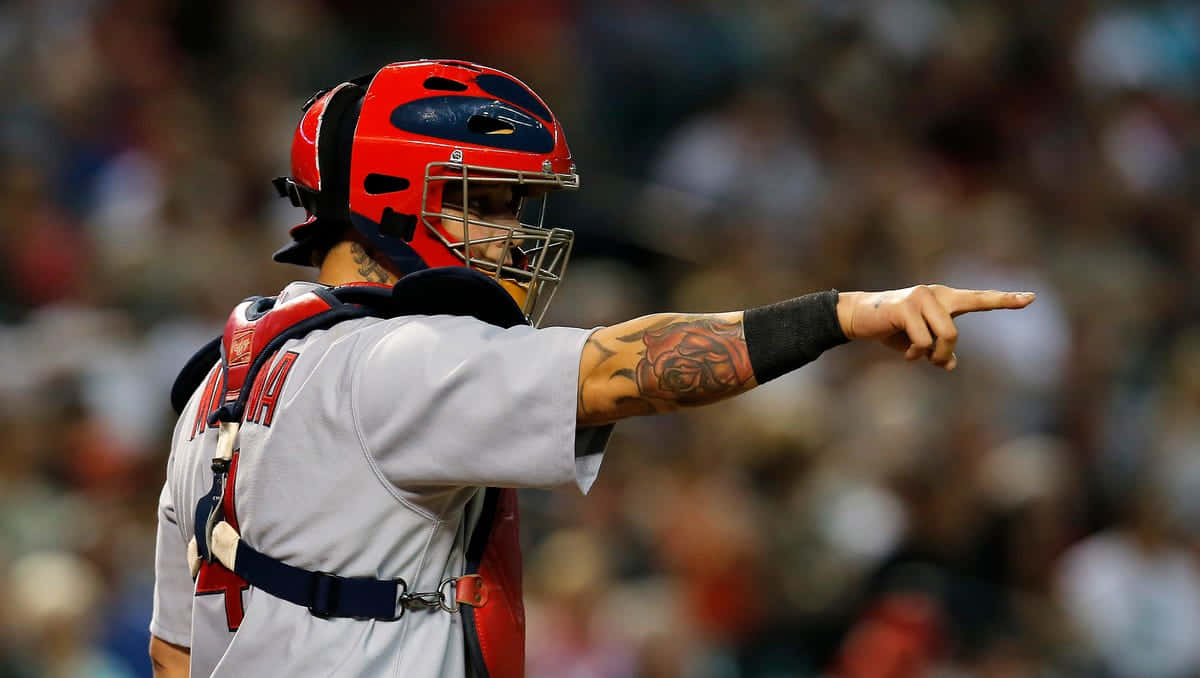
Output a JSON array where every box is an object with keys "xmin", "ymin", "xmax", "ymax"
[{"xmin": 173, "ymin": 268, "xmax": 531, "ymax": 678}]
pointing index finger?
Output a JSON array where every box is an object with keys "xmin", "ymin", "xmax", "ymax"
[{"xmin": 940, "ymin": 288, "xmax": 1036, "ymax": 317}]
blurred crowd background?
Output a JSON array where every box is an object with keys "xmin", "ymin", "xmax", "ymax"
[{"xmin": 1, "ymin": 0, "xmax": 1199, "ymax": 676}]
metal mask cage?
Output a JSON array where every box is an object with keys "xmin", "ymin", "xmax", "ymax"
[{"xmin": 421, "ymin": 160, "xmax": 578, "ymax": 326}]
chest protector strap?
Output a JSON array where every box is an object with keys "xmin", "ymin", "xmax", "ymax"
[{"xmin": 176, "ymin": 268, "xmax": 530, "ymax": 678}]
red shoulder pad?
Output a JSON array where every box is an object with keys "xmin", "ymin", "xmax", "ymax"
[
  {"xmin": 254, "ymin": 292, "xmax": 335, "ymax": 354},
  {"xmin": 220, "ymin": 293, "xmax": 333, "ymax": 401}
]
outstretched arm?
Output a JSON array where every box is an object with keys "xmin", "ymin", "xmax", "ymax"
[{"xmin": 577, "ymin": 285, "xmax": 1035, "ymax": 427}]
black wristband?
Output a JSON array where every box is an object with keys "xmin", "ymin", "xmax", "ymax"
[{"xmin": 743, "ymin": 290, "xmax": 848, "ymax": 384}]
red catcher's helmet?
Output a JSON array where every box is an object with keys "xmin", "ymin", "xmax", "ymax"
[{"xmin": 272, "ymin": 60, "xmax": 578, "ymax": 324}]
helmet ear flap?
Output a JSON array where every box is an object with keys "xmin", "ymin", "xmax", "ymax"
[
  {"xmin": 314, "ymin": 82, "xmax": 366, "ymax": 226},
  {"xmin": 271, "ymin": 81, "xmax": 367, "ymax": 266}
]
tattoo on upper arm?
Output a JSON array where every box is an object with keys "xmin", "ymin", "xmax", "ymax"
[{"xmin": 351, "ymin": 243, "xmax": 392, "ymax": 284}]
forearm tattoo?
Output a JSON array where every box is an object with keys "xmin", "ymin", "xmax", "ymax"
[
  {"xmin": 350, "ymin": 242, "xmax": 392, "ymax": 284},
  {"xmin": 581, "ymin": 314, "xmax": 755, "ymax": 418}
]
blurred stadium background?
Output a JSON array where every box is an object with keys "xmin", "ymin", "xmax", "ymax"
[{"xmin": 1, "ymin": 1, "xmax": 1199, "ymax": 676}]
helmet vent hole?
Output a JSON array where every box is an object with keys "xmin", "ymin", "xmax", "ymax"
[
  {"xmin": 467, "ymin": 115, "xmax": 515, "ymax": 136},
  {"xmin": 424, "ymin": 76, "xmax": 468, "ymax": 91},
  {"xmin": 363, "ymin": 173, "xmax": 411, "ymax": 194}
]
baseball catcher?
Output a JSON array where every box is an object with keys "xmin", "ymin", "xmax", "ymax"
[{"xmin": 149, "ymin": 60, "xmax": 1034, "ymax": 677}]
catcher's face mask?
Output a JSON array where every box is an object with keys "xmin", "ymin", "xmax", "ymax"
[{"xmin": 420, "ymin": 163, "xmax": 574, "ymax": 324}]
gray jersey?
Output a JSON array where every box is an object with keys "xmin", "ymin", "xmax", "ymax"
[{"xmin": 151, "ymin": 281, "xmax": 610, "ymax": 677}]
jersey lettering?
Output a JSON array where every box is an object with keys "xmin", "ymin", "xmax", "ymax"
[
  {"xmin": 195, "ymin": 560, "xmax": 249, "ymax": 632},
  {"xmin": 189, "ymin": 368, "xmax": 222, "ymax": 441},
  {"xmin": 242, "ymin": 351, "xmax": 274, "ymax": 424},
  {"xmin": 246, "ymin": 351, "xmax": 299, "ymax": 427}
]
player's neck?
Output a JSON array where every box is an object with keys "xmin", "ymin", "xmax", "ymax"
[{"xmin": 316, "ymin": 241, "xmax": 401, "ymax": 287}]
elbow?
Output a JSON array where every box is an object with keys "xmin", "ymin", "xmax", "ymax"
[
  {"xmin": 150, "ymin": 635, "xmax": 190, "ymax": 678},
  {"xmin": 577, "ymin": 378, "xmax": 616, "ymax": 428},
  {"xmin": 577, "ymin": 378, "xmax": 668, "ymax": 427}
]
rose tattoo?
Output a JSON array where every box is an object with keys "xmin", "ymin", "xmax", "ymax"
[{"xmin": 635, "ymin": 318, "xmax": 754, "ymax": 401}]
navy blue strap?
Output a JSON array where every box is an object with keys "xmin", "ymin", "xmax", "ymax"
[
  {"xmin": 193, "ymin": 473, "xmax": 225, "ymax": 561},
  {"xmin": 233, "ymin": 540, "xmax": 404, "ymax": 620}
]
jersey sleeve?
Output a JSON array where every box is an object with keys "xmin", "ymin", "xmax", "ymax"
[
  {"xmin": 353, "ymin": 316, "xmax": 611, "ymax": 492},
  {"xmin": 150, "ymin": 482, "xmax": 193, "ymax": 647}
]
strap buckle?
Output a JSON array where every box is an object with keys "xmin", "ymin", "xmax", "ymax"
[
  {"xmin": 399, "ymin": 588, "xmax": 444, "ymax": 611},
  {"xmin": 438, "ymin": 577, "xmax": 461, "ymax": 613},
  {"xmin": 392, "ymin": 576, "xmax": 485, "ymax": 615},
  {"xmin": 438, "ymin": 574, "xmax": 487, "ymax": 613},
  {"xmin": 312, "ymin": 572, "xmax": 412, "ymax": 621},
  {"xmin": 382, "ymin": 578, "xmax": 409, "ymax": 621},
  {"xmin": 309, "ymin": 572, "xmax": 346, "ymax": 620},
  {"xmin": 200, "ymin": 470, "xmax": 227, "ymax": 564}
]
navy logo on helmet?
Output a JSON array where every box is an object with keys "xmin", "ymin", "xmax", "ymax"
[{"xmin": 390, "ymin": 96, "xmax": 554, "ymax": 153}]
